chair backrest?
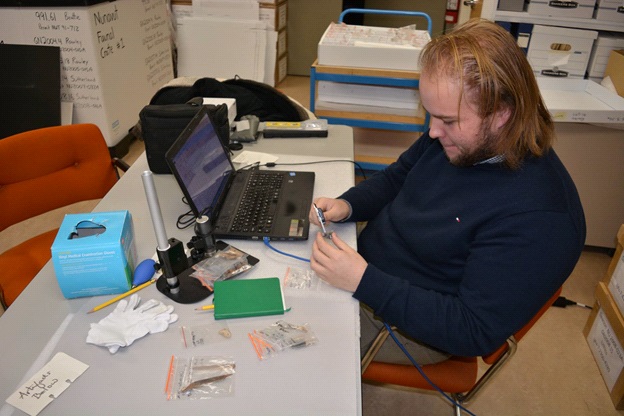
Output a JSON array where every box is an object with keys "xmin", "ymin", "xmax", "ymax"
[
  {"xmin": 0, "ymin": 124, "xmax": 118, "ymax": 232},
  {"xmin": 482, "ymin": 286, "xmax": 563, "ymax": 365}
]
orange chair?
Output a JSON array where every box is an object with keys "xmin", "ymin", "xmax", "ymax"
[
  {"xmin": 361, "ymin": 287, "xmax": 562, "ymax": 415},
  {"xmin": 0, "ymin": 124, "xmax": 128, "ymax": 309}
]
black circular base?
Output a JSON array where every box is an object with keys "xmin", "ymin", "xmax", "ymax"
[{"xmin": 156, "ymin": 270, "xmax": 212, "ymax": 304}]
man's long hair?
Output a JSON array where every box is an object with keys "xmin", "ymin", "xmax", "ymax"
[{"xmin": 420, "ymin": 19, "xmax": 554, "ymax": 170}]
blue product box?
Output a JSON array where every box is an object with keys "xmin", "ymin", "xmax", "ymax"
[{"xmin": 51, "ymin": 210, "xmax": 137, "ymax": 299}]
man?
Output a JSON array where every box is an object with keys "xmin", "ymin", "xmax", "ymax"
[{"xmin": 309, "ymin": 19, "xmax": 586, "ymax": 365}]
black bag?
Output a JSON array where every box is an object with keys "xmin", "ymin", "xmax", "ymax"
[
  {"xmin": 149, "ymin": 77, "xmax": 309, "ymax": 122},
  {"xmin": 139, "ymin": 99, "xmax": 229, "ymax": 174}
]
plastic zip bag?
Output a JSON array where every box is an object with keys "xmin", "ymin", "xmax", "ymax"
[{"xmin": 166, "ymin": 356, "xmax": 235, "ymax": 400}]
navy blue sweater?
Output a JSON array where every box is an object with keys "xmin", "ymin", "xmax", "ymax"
[{"xmin": 342, "ymin": 132, "xmax": 586, "ymax": 357}]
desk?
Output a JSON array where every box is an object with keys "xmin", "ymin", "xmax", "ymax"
[{"xmin": 0, "ymin": 127, "xmax": 362, "ymax": 415}]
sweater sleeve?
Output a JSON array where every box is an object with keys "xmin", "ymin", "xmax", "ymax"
[
  {"xmin": 339, "ymin": 134, "xmax": 433, "ymax": 222},
  {"xmin": 353, "ymin": 209, "xmax": 584, "ymax": 357}
]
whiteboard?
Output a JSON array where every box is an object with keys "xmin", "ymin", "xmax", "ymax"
[{"xmin": 0, "ymin": 0, "xmax": 174, "ymax": 146}]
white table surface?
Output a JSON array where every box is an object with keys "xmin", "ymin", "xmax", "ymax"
[{"xmin": 0, "ymin": 126, "xmax": 362, "ymax": 415}]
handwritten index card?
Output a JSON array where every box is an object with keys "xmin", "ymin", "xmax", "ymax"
[{"xmin": 6, "ymin": 353, "xmax": 89, "ymax": 416}]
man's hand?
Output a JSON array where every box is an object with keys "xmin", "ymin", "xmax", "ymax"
[
  {"xmin": 310, "ymin": 232, "xmax": 367, "ymax": 293},
  {"xmin": 309, "ymin": 197, "xmax": 351, "ymax": 226}
]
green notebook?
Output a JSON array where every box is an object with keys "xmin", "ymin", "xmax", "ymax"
[{"xmin": 213, "ymin": 277, "xmax": 286, "ymax": 320}]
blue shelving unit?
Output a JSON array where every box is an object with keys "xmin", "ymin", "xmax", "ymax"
[{"xmin": 310, "ymin": 9, "xmax": 432, "ymax": 171}]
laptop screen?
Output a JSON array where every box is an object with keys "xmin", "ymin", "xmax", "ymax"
[{"xmin": 168, "ymin": 111, "xmax": 233, "ymax": 216}]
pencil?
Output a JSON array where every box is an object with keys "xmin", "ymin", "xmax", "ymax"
[
  {"xmin": 195, "ymin": 304, "xmax": 215, "ymax": 311},
  {"xmin": 87, "ymin": 278, "xmax": 156, "ymax": 314}
]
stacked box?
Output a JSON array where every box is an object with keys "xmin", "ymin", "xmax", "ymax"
[
  {"xmin": 260, "ymin": 0, "xmax": 287, "ymax": 31},
  {"xmin": 275, "ymin": 53, "xmax": 288, "ymax": 86},
  {"xmin": 172, "ymin": 0, "xmax": 286, "ymax": 86},
  {"xmin": 497, "ymin": 0, "xmax": 528, "ymax": 11},
  {"xmin": 277, "ymin": 28, "xmax": 287, "ymax": 58},
  {"xmin": 528, "ymin": 0, "xmax": 597, "ymax": 19},
  {"xmin": 260, "ymin": 1, "xmax": 287, "ymax": 85},
  {"xmin": 318, "ymin": 22, "xmax": 431, "ymax": 71},
  {"xmin": 605, "ymin": 50, "xmax": 624, "ymax": 97},
  {"xmin": 527, "ymin": 25, "xmax": 598, "ymax": 79},
  {"xmin": 584, "ymin": 224, "xmax": 624, "ymax": 409},
  {"xmin": 588, "ymin": 34, "xmax": 624, "ymax": 82},
  {"xmin": 596, "ymin": 0, "xmax": 624, "ymax": 24},
  {"xmin": 606, "ymin": 225, "xmax": 624, "ymax": 312}
]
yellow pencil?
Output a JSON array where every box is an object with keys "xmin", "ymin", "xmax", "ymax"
[
  {"xmin": 195, "ymin": 304, "xmax": 215, "ymax": 311},
  {"xmin": 87, "ymin": 279, "xmax": 156, "ymax": 314}
]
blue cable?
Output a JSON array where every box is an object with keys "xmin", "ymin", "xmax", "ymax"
[
  {"xmin": 384, "ymin": 323, "xmax": 477, "ymax": 416},
  {"xmin": 263, "ymin": 237, "xmax": 311, "ymax": 263},
  {"xmin": 263, "ymin": 236, "xmax": 477, "ymax": 414}
]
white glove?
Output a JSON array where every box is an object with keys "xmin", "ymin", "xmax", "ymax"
[{"xmin": 86, "ymin": 294, "xmax": 178, "ymax": 354}]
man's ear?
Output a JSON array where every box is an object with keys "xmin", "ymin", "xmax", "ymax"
[{"xmin": 493, "ymin": 106, "xmax": 512, "ymax": 130}]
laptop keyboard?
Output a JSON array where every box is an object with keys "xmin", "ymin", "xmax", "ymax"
[{"xmin": 230, "ymin": 172, "xmax": 284, "ymax": 234}]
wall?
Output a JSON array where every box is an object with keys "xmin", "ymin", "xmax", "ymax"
[
  {"xmin": 361, "ymin": 0, "xmax": 446, "ymax": 37},
  {"xmin": 287, "ymin": 0, "xmax": 447, "ymax": 76},
  {"xmin": 287, "ymin": 0, "xmax": 344, "ymax": 76}
]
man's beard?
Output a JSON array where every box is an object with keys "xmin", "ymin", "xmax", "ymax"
[{"xmin": 447, "ymin": 127, "xmax": 500, "ymax": 168}]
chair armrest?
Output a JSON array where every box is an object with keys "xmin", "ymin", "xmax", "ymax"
[
  {"xmin": 0, "ymin": 284, "xmax": 7, "ymax": 311},
  {"xmin": 112, "ymin": 158, "xmax": 130, "ymax": 178}
]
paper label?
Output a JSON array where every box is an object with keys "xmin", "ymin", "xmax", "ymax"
[
  {"xmin": 6, "ymin": 353, "xmax": 89, "ymax": 416},
  {"xmin": 587, "ymin": 309, "xmax": 624, "ymax": 392},
  {"xmin": 609, "ymin": 254, "xmax": 624, "ymax": 315}
]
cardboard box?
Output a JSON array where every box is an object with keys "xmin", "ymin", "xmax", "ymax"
[
  {"xmin": 596, "ymin": 0, "xmax": 624, "ymax": 24},
  {"xmin": 605, "ymin": 225, "xmax": 624, "ymax": 311},
  {"xmin": 605, "ymin": 50, "xmax": 624, "ymax": 98},
  {"xmin": 277, "ymin": 28, "xmax": 287, "ymax": 57},
  {"xmin": 588, "ymin": 34, "xmax": 624, "ymax": 80},
  {"xmin": 584, "ymin": 225, "xmax": 624, "ymax": 409},
  {"xmin": 275, "ymin": 53, "xmax": 287, "ymax": 86},
  {"xmin": 585, "ymin": 280, "xmax": 624, "ymax": 409},
  {"xmin": 317, "ymin": 22, "xmax": 431, "ymax": 71},
  {"xmin": 528, "ymin": 0, "xmax": 597, "ymax": 19},
  {"xmin": 0, "ymin": 0, "xmax": 174, "ymax": 148},
  {"xmin": 527, "ymin": 25, "xmax": 598, "ymax": 79},
  {"xmin": 260, "ymin": 1, "xmax": 287, "ymax": 31},
  {"xmin": 51, "ymin": 211, "xmax": 137, "ymax": 299}
]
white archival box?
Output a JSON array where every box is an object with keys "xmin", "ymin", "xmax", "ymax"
[
  {"xmin": 596, "ymin": 0, "xmax": 624, "ymax": 24},
  {"xmin": 537, "ymin": 78, "xmax": 624, "ymax": 123},
  {"xmin": 527, "ymin": 25, "xmax": 598, "ymax": 79},
  {"xmin": 588, "ymin": 33, "xmax": 624, "ymax": 81},
  {"xmin": 528, "ymin": 0, "xmax": 597, "ymax": 19},
  {"xmin": 317, "ymin": 22, "xmax": 431, "ymax": 71},
  {"xmin": 316, "ymin": 81, "xmax": 425, "ymax": 118}
]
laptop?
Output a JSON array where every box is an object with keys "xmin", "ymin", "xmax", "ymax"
[{"xmin": 165, "ymin": 106, "xmax": 315, "ymax": 241}]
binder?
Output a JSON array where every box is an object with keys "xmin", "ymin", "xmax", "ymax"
[{"xmin": 213, "ymin": 277, "xmax": 286, "ymax": 320}]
